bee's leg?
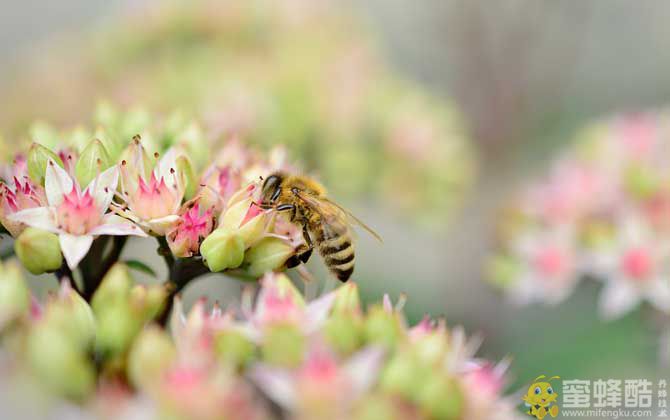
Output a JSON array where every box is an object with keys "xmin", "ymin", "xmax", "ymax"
[
  {"xmin": 285, "ymin": 226, "xmax": 313, "ymax": 268},
  {"xmin": 298, "ymin": 225, "xmax": 313, "ymax": 263},
  {"xmin": 276, "ymin": 203, "xmax": 297, "ymax": 221}
]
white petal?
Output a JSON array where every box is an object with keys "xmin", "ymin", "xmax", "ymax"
[
  {"xmin": 8, "ymin": 207, "xmax": 59, "ymax": 233},
  {"xmin": 157, "ymin": 148, "xmax": 179, "ymax": 179},
  {"xmin": 248, "ymin": 366, "xmax": 296, "ymax": 409},
  {"xmin": 59, "ymin": 234, "xmax": 94, "ymax": 269},
  {"xmin": 303, "ymin": 291, "xmax": 336, "ymax": 334},
  {"xmin": 343, "ymin": 347, "xmax": 385, "ymax": 398},
  {"xmin": 598, "ymin": 279, "xmax": 641, "ymax": 320},
  {"xmin": 85, "ymin": 165, "xmax": 119, "ymax": 214},
  {"xmin": 45, "ymin": 159, "xmax": 74, "ymax": 207},
  {"xmin": 645, "ymin": 278, "xmax": 670, "ymax": 313},
  {"xmin": 146, "ymin": 215, "xmax": 180, "ymax": 235},
  {"xmin": 89, "ymin": 214, "xmax": 147, "ymax": 237}
]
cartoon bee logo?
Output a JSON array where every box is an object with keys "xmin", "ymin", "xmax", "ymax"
[{"xmin": 523, "ymin": 375, "xmax": 560, "ymax": 419}]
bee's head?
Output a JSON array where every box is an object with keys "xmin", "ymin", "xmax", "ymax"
[{"xmin": 260, "ymin": 172, "xmax": 283, "ymax": 206}]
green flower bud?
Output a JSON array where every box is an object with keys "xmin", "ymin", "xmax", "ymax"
[
  {"xmin": 323, "ymin": 314, "xmax": 363, "ymax": 355},
  {"xmin": 129, "ymin": 284, "xmax": 167, "ymax": 321},
  {"xmin": 353, "ymin": 394, "xmax": 397, "ymax": 420},
  {"xmin": 178, "ymin": 123, "xmax": 208, "ymax": 170},
  {"xmin": 214, "ymin": 329, "xmax": 256, "ymax": 368},
  {"xmin": 243, "ymin": 237, "xmax": 294, "ymax": 277},
  {"xmin": 380, "ymin": 351, "xmax": 424, "ymax": 400},
  {"xmin": 0, "ymin": 260, "xmax": 29, "ymax": 327},
  {"xmin": 75, "ymin": 139, "xmax": 112, "ymax": 187},
  {"xmin": 14, "ymin": 227, "xmax": 63, "ymax": 274},
  {"xmin": 128, "ymin": 325, "xmax": 176, "ymax": 390},
  {"xmin": 27, "ymin": 324, "xmax": 95, "ymax": 400},
  {"xmin": 94, "ymin": 127, "xmax": 125, "ymax": 162},
  {"xmin": 625, "ymin": 164, "xmax": 659, "ymax": 199},
  {"xmin": 27, "ymin": 143, "xmax": 64, "ymax": 185},
  {"xmin": 486, "ymin": 255, "xmax": 521, "ymax": 288},
  {"xmin": 221, "ymin": 197, "xmax": 266, "ymax": 248},
  {"xmin": 332, "ymin": 282, "xmax": 362, "ymax": 315},
  {"xmin": 48, "ymin": 286, "xmax": 96, "ymax": 347},
  {"xmin": 416, "ymin": 374, "xmax": 463, "ymax": 420},
  {"xmin": 92, "ymin": 263, "xmax": 133, "ymax": 313},
  {"xmin": 95, "ymin": 302, "xmax": 141, "ymax": 356},
  {"xmin": 273, "ymin": 273, "xmax": 306, "ymax": 307},
  {"xmin": 176, "ymin": 155, "xmax": 197, "ymax": 200},
  {"xmin": 364, "ymin": 305, "xmax": 402, "ymax": 348},
  {"xmin": 119, "ymin": 137, "xmax": 154, "ymax": 180},
  {"xmin": 261, "ymin": 324, "xmax": 305, "ymax": 367},
  {"xmin": 413, "ymin": 330, "xmax": 449, "ymax": 366},
  {"xmin": 200, "ymin": 228, "xmax": 245, "ymax": 272}
]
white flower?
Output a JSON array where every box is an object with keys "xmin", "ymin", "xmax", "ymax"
[
  {"xmin": 592, "ymin": 218, "xmax": 670, "ymax": 319},
  {"xmin": 9, "ymin": 160, "xmax": 146, "ymax": 269}
]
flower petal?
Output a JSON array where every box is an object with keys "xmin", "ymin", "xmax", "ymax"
[
  {"xmin": 303, "ymin": 291, "xmax": 336, "ymax": 334},
  {"xmin": 598, "ymin": 279, "xmax": 640, "ymax": 320},
  {"xmin": 45, "ymin": 159, "xmax": 74, "ymax": 207},
  {"xmin": 59, "ymin": 233, "xmax": 94, "ymax": 269},
  {"xmin": 344, "ymin": 347, "xmax": 385, "ymax": 398},
  {"xmin": 8, "ymin": 207, "xmax": 59, "ymax": 233},
  {"xmin": 146, "ymin": 215, "xmax": 180, "ymax": 236},
  {"xmin": 248, "ymin": 365, "xmax": 296, "ymax": 409},
  {"xmin": 85, "ymin": 165, "xmax": 119, "ymax": 214},
  {"xmin": 89, "ymin": 214, "xmax": 147, "ymax": 237}
]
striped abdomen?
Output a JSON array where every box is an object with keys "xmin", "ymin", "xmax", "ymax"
[{"xmin": 311, "ymin": 221, "xmax": 355, "ymax": 282}]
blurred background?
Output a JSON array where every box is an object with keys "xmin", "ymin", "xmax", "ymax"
[{"xmin": 1, "ymin": 0, "xmax": 668, "ymax": 396}]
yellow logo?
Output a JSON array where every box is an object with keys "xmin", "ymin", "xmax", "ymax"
[{"xmin": 523, "ymin": 375, "xmax": 561, "ymax": 419}]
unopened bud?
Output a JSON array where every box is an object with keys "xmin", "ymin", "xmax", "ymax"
[
  {"xmin": 75, "ymin": 139, "xmax": 112, "ymax": 187},
  {"xmin": 128, "ymin": 325, "xmax": 176, "ymax": 390},
  {"xmin": 261, "ymin": 323, "xmax": 305, "ymax": 367},
  {"xmin": 176, "ymin": 155, "xmax": 197, "ymax": 200},
  {"xmin": 95, "ymin": 302, "xmax": 141, "ymax": 356},
  {"xmin": 14, "ymin": 227, "xmax": 63, "ymax": 274},
  {"xmin": 214, "ymin": 329, "xmax": 256, "ymax": 368},
  {"xmin": 416, "ymin": 374, "xmax": 463, "ymax": 420},
  {"xmin": 323, "ymin": 314, "xmax": 363, "ymax": 355},
  {"xmin": 364, "ymin": 305, "xmax": 402, "ymax": 348},
  {"xmin": 43, "ymin": 280, "xmax": 96, "ymax": 347},
  {"xmin": 221, "ymin": 197, "xmax": 266, "ymax": 247},
  {"xmin": 200, "ymin": 228, "xmax": 245, "ymax": 272},
  {"xmin": 27, "ymin": 324, "xmax": 95, "ymax": 400},
  {"xmin": 0, "ymin": 260, "xmax": 29, "ymax": 327},
  {"xmin": 332, "ymin": 282, "xmax": 362, "ymax": 315},
  {"xmin": 129, "ymin": 284, "xmax": 167, "ymax": 321},
  {"xmin": 92, "ymin": 263, "xmax": 133, "ymax": 313},
  {"xmin": 243, "ymin": 237, "xmax": 294, "ymax": 277},
  {"xmin": 27, "ymin": 143, "xmax": 64, "ymax": 185}
]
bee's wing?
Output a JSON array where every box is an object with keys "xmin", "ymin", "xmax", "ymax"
[{"xmin": 292, "ymin": 190, "xmax": 382, "ymax": 243}]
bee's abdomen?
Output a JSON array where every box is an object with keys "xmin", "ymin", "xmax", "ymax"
[{"xmin": 316, "ymin": 230, "xmax": 355, "ymax": 282}]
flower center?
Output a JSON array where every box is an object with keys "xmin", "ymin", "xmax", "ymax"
[
  {"xmin": 129, "ymin": 173, "xmax": 178, "ymax": 220},
  {"xmin": 56, "ymin": 187, "xmax": 101, "ymax": 235},
  {"xmin": 534, "ymin": 246, "xmax": 569, "ymax": 278},
  {"xmin": 621, "ymin": 247, "xmax": 653, "ymax": 281}
]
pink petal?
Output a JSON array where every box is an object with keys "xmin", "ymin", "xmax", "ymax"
[
  {"xmin": 59, "ymin": 233, "xmax": 94, "ymax": 269},
  {"xmin": 343, "ymin": 347, "xmax": 385, "ymax": 398},
  {"xmin": 89, "ymin": 214, "xmax": 147, "ymax": 237},
  {"xmin": 303, "ymin": 292, "xmax": 336, "ymax": 334},
  {"xmin": 248, "ymin": 365, "xmax": 296, "ymax": 409},
  {"xmin": 8, "ymin": 207, "xmax": 58, "ymax": 233},
  {"xmin": 45, "ymin": 159, "xmax": 74, "ymax": 207}
]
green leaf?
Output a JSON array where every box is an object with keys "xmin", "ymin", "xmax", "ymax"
[{"xmin": 124, "ymin": 260, "xmax": 157, "ymax": 277}]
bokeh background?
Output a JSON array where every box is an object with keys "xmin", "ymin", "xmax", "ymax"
[{"xmin": 1, "ymin": 0, "xmax": 668, "ymax": 399}]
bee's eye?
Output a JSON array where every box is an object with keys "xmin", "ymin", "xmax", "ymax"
[
  {"xmin": 534, "ymin": 387, "xmax": 541, "ymax": 395},
  {"xmin": 262, "ymin": 175, "xmax": 281, "ymax": 201},
  {"xmin": 547, "ymin": 387, "xmax": 553, "ymax": 394}
]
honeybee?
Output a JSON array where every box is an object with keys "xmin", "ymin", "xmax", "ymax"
[{"xmin": 258, "ymin": 172, "xmax": 381, "ymax": 282}]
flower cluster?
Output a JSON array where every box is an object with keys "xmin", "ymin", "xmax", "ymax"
[
  {"xmin": 0, "ymin": 0, "xmax": 474, "ymax": 225},
  {"xmin": 490, "ymin": 112, "xmax": 670, "ymax": 321},
  {"xmin": 0, "ymin": 264, "xmax": 521, "ymax": 420},
  {"xmin": 0, "ymin": 113, "xmax": 304, "ymax": 282}
]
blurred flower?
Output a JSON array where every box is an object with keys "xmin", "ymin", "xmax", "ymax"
[
  {"xmin": 0, "ymin": 259, "xmax": 29, "ymax": 330},
  {"xmin": 9, "ymin": 158, "xmax": 146, "ymax": 268}
]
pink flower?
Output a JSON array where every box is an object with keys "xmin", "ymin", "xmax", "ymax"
[
  {"xmin": 116, "ymin": 144, "xmax": 186, "ymax": 235},
  {"xmin": 9, "ymin": 160, "xmax": 146, "ymax": 269},
  {"xmin": 0, "ymin": 176, "xmax": 46, "ymax": 236},
  {"xmin": 167, "ymin": 203, "xmax": 215, "ymax": 258}
]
